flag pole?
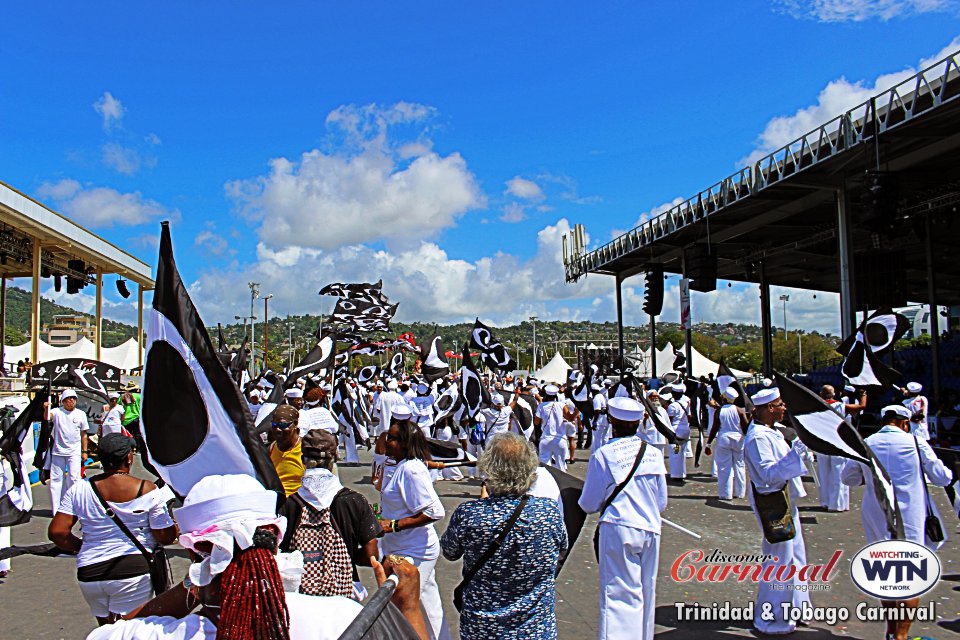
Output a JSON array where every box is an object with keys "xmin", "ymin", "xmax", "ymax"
[{"xmin": 663, "ymin": 517, "xmax": 701, "ymax": 540}]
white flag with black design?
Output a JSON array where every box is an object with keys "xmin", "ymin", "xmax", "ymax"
[
  {"xmin": 319, "ymin": 280, "xmax": 389, "ymax": 305},
  {"xmin": 142, "ymin": 222, "xmax": 282, "ymax": 497},
  {"xmin": 67, "ymin": 364, "xmax": 110, "ymax": 402},
  {"xmin": 356, "ymin": 365, "xmax": 380, "ymax": 385},
  {"xmin": 432, "ymin": 384, "xmax": 461, "ymax": 424},
  {"xmin": 469, "ymin": 318, "xmax": 515, "ymax": 371},
  {"xmin": 419, "ymin": 335, "xmax": 449, "ymax": 382},
  {"xmin": 838, "ymin": 309, "xmax": 907, "ymax": 387},
  {"xmin": 287, "ymin": 336, "xmax": 336, "ymax": 383},
  {"xmin": 352, "ymin": 342, "xmax": 385, "ymax": 357},
  {"xmin": 387, "ymin": 351, "xmax": 405, "ymax": 378},
  {"xmin": 776, "ymin": 373, "xmax": 903, "ymax": 538},
  {"xmin": 459, "ymin": 345, "xmax": 487, "ymax": 421},
  {"xmin": 716, "ymin": 359, "xmax": 753, "ymax": 411}
]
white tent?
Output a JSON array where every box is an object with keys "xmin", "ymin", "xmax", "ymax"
[
  {"xmin": 535, "ymin": 351, "xmax": 573, "ymax": 383},
  {"xmin": 4, "ymin": 337, "xmax": 143, "ymax": 371},
  {"xmin": 622, "ymin": 342, "xmax": 752, "ymax": 379}
]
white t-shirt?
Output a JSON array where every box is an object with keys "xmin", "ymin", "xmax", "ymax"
[
  {"xmin": 85, "ymin": 592, "xmax": 362, "ymax": 640},
  {"xmin": 379, "ymin": 459, "xmax": 444, "ymax": 560},
  {"xmin": 536, "ymin": 401, "xmax": 566, "ymax": 442},
  {"xmin": 529, "ymin": 466, "xmax": 564, "ymax": 519},
  {"xmin": 51, "ymin": 407, "xmax": 90, "ymax": 457},
  {"xmin": 101, "ymin": 405, "xmax": 125, "ymax": 436},
  {"xmin": 59, "ymin": 479, "xmax": 174, "ymax": 568},
  {"xmin": 298, "ymin": 407, "xmax": 339, "ymax": 435},
  {"xmin": 477, "ymin": 407, "xmax": 512, "ymax": 436}
]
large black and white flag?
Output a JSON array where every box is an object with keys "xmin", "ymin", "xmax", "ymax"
[
  {"xmin": 142, "ymin": 222, "xmax": 283, "ymax": 497},
  {"xmin": 470, "ymin": 318, "xmax": 515, "ymax": 371},
  {"xmin": 540, "ymin": 465, "xmax": 589, "ymax": 573},
  {"xmin": 639, "ymin": 390, "xmax": 678, "ymax": 445},
  {"xmin": 838, "ymin": 309, "xmax": 907, "ymax": 387},
  {"xmin": 432, "ymin": 384, "xmax": 461, "ymax": 424},
  {"xmin": 387, "ymin": 351, "xmax": 405, "ymax": 378},
  {"xmin": 716, "ymin": 359, "xmax": 752, "ymax": 411},
  {"xmin": 66, "ymin": 364, "xmax": 110, "ymax": 402},
  {"xmin": 0, "ymin": 395, "xmax": 45, "ymax": 526},
  {"xmin": 776, "ymin": 373, "xmax": 903, "ymax": 538},
  {"xmin": 356, "ymin": 365, "xmax": 380, "ymax": 385},
  {"xmin": 419, "ymin": 336, "xmax": 450, "ymax": 382},
  {"xmin": 287, "ymin": 336, "xmax": 336, "ymax": 384},
  {"xmin": 351, "ymin": 342, "xmax": 385, "ymax": 357},
  {"xmin": 509, "ymin": 391, "xmax": 536, "ymax": 441},
  {"xmin": 319, "ymin": 280, "xmax": 389, "ymax": 306},
  {"xmin": 459, "ymin": 345, "xmax": 488, "ymax": 421},
  {"xmin": 330, "ymin": 299, "xmax": 398, "ymax": 331}
]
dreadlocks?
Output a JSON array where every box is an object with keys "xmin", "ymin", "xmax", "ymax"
[{"xmin": 216, "ymin": 527, "xmax": 290, "ymax": 640}]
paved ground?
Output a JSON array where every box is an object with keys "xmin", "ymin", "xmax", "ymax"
[{"xmin": 3, "ymin": 447, "xmax": 960, "ymax": 639}]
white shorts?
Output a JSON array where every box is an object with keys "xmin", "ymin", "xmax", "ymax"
[{"xmin": 78, "ymin": 574, "xmax": 153, "ymax": 617}]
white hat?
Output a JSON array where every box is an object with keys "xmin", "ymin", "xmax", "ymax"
[
  {"xmin": 608, "ymin": 397, "xmax": 643, "ymax": 422},
  {"xmin": 543, "ymin": 384, "xmax": 559, "ymax": 396},
  {"xmin": 843, "ymin": 384, "xmax": 855, "ymax": 393},
  {"xmin": 762, "ymin": 378, "xmax": 773, "ymax": 388},
  {"xmin": 882, "ymin": 404, "xmax": 911, "ymax": 419},
  {"xmin": 751, "ymin": 387, "xmax": 781, "ymax": 406},
  {"xmin": 670, "ymin": 383, "xmax": 686, "ymax": 394},
  {"xmin": 108, "ymin": 391, "xmax": 121, "ymax": 400},
  {"xmin": 387, "ymin": 379, "xmax": 399, "ymax": 391},
  {"xmin": 503, "ymin": 384, "xmax": 515, "ymax": 393},
  {"xmin": 60, "ymin": 389, "xmax": 77, "ymax": 401},
  {"xmin": 249, "ymin": 389, "xmax": 261, "ymax": 399},
  {"xmin": 492, "ymin": 393, "xmax": 504, "ymax": 406},
  {"xmin": 284, "ymin": 388, "xmax": 303, "ymax": 398},
  {"xmin": 906, "ymin": 382, "xmax": 922, "ymax": 393},
  {"xmin": 391, "ymin": 405, "xmax": 413, "ymax": 421},
  {"xmin": 645, "ymin": 388, "xmax": 660, "ymax": 398},
  {"xmin": 659, "ymin": 389, "xmax": 673, "ymax": 401},
  {"xmin": 603, "ymin": 378, "xmax": 613, "ymax": 386},
  {"xmin": 591, "ymin": 383, "xmax": 602, "ymax": 392},
  {"xmin": 722, "ymin": 387, "xmax": 739, "ymax": 401}
]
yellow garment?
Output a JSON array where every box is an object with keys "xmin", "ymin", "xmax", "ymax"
[{"xmin": 270, "ymin": 440, "xmax": 304, "ymax": 496}]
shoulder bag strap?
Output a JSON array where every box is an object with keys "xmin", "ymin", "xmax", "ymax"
[
  {"xmin": 913, "ymin": 436, "xmax": 936, "ymax": 516},
  {"xmin": 89, "ymin": 479, "xmax": 154, "ymax": 560},
  {"xmin": 599, "ymin": 441, "xmax": 648, "ymax": 518},
  {"xmin": 458, "ymin": 495, "xmax": 529, "ymax": 587}
]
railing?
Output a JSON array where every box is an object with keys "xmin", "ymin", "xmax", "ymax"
[{"xmin": 565, "ymin": 49, "xmax": 960, "ymax": 282}]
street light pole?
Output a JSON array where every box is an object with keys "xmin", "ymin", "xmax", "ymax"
[
  {"xmin": 530, "ymin": 316, "xmax": 538, "ymax": 372},
  {"xmin": 262, "ymin": 294, "xmax": 273, "ymax": 369},
  {"xmin": 249, "ymin": 282, "xmax": 260, "ymax": 374},
  {"xmin": 287, "ymin": 319, "xmax": 295, "ymax": 372},
  {"xmin": 779, "ymin": 294, "xmax": 790, "ymax": 340}
]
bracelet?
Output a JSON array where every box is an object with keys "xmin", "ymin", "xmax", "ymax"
[{"xmin": 392, "ymin": 519, "xmax": 400, "ymax": 532}]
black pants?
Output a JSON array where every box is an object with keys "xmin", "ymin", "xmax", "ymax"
[{"xmin": 125, "ymin": 418, "xmax": 160, "ymax": 478}]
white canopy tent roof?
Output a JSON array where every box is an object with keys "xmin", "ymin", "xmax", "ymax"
[
  {"xmin": 535, "ymin": 351, "xmax": 573, "ymax": 383},
  {"xmin": 623, "ymin": 342, "xmax": 752, "ymax": 379},
  {"xmin": 4, "ymin": 337, "xmax": 143, "ymax": 371}
]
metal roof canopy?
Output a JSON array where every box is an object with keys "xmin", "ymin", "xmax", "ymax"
[
  {"xmin": 0, "ymin": 180, "xmax": 154, "ymax": 287},
  {"xmin": 564, "ymin": 50, "xmax": 960, "ymax": 307}
]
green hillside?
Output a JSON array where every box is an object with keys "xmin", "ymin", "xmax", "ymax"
[{"xmin": 2, "ymin": 286, "xmax": 138, "ymax": 348}]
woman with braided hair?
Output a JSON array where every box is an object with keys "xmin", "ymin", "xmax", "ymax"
[{"xmin": 85, "ymin": 474, "xmax": 429, "ymax": 640}]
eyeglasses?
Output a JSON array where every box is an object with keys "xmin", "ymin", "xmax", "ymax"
[{"xmin": 272, "ymin": 421, "xmax": 295, "ymax": 430}]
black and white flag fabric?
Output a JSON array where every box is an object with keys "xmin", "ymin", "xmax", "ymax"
[
  {"xmin": 509, "ymin": 391, "xmax": 536, "ymax": 441},
  {"xmin": 716, "ymin": 359, "xmax": 752, "ymax": 411},
  {"xmin": 287, "ymin": 336, "xmax": 336, "ymax": 384},
  {"xmin": 228, "ymin": 336, "xmax": 249, "ymax": 386},
  {"xmin": 571, "ymin": 367, "xmax": 595, "ymax": 423},
  {"xmin": 356, "ymin": 365, "xmax": 380, "ymax": 385},
  {"xmin": 419, "ymin": 335, "xmax": 450, "ymax": 382},
  {"xmin": 319, "ymin": 280, "xmax": 389, "ymax": 306},
  {"xmin": 329, "ymin": 299, "xmax": 398, "ymax": 332},
  {"xmin": 432, "ymin": 384, "xmax": 461, "ymax": 424},
  {"xmin": 66, "ymin": 364, "xmax": 110, "ymax": 401},
  {"xmin": 639, "ymin": 390, "xmax": 678, "ymax": 445},
  {"xmin": 838, "ymin": 308, "xmax": 908, "ymax": 387},
  {"xmin": 672, "ymin": 352, "xmax": 687, "ymax": 371},
  {"xmin": 387, "ymin": 351, "xmax": 405, "ymax": 378},
  {"xmin": 459, "ymin": 345, "xmax": 488, "ymax": 421},
  {"xmin": 0, "ymin": 395, "xmax": 45, "ymax": 526},
  {"xmin": 141, "ymin": 222, "xmax": 283, "ymax": 497},
  {"xmin": 776, "ymin": 373, "xmax": 903, "ymax": 538},
  {"xmin": 609, "ymin": 356, "xmax": 637, "ymax": 398},
  {"xmin": 540, "ymin": 465, "xmax": 589, "ymax": 573},
  {"xmin": 351, "ymin": 342, "xmax": 385, "ymax": 357},
  {"xmin": 469, "ymin": 318, "xmax": 515, "ymax": 371}
]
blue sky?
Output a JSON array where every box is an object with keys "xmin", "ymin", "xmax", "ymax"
[{"xmin": 2, "ymin": 1, "xmax": 958, "ymax": 335}]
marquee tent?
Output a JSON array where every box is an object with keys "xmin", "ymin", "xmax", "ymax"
[{"xmin": 535, "ymin": 351, "xmax": 573, "ymax": 383}]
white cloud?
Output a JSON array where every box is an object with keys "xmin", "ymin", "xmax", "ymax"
[
  {"xmin": 632, "ymin": 196, "xmax": 686, "ymax": 229},
  {"xmin": 500, "ymin": 202, "xmax": 528, "ymax": 223},
  {"xmin": 102, "ymin": 142, "xmax": 143, "ymax": 175},
  {"xmin": 36, "ymin": 179, "xmax": 179, "ymax": 228},
  {"xmin": 775, "ymin": 0, "xmax": 954, "ymax": 22},
  {"xmin": 145, "ymin": 133, "xmax": 162, "ymax": 146},
  {"xmin": 226, "ymin": 102, "xmax": 484, "ymax": 251},
  {"xmin": 536, "ymin": 172, "xmax": 602, "ymax": 206},
  {"xmin": 505, "ymin": 176, "xmax": 545, "ymax": 201},
  {"xmin": 195, "ymin": 229, "xmax": 231, "ymax": 256},
  {"xmin": 741, "ymin": 37, "xmax": 960, "ymax": 164},
  {"xmin": 93, "ymin": 91, "xmax": 125, "ymax": 131}
]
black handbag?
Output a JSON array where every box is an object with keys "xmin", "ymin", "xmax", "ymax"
[
  {"xmin": 453, "ymin": 495, "xmax": 529, "ymax": 612},
  {"xmin": 593, "ymin": 441, "xmax": 647, "ymax": 560},
  {"xmin": 90, "ymin": 478, "xmax": 173, "ymax": 594},
  {"xmin": 751, "ymin": 482, "xmax": 796, "ymax": 544},
  {"xmin": 914, "ymin": 437, "xmax": 945, "ymax": 543}
]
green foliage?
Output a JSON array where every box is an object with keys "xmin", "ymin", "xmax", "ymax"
[
  {"xmin": 1, "ymin": 286, "xmax": 139, "ymax": 347},
  {"xmin": 4, "ymin": 325, "xmax": 27, "ymax": 346}
]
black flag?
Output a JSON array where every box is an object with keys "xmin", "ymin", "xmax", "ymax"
[
  {"xmin": 141, "ymin": 222, "xmax": 283, "ymax": 497},
  {"xmin": 541, "ymin": 465, "xmax": 589, "ymax": 573},
  {"xmin": 0, "ymin": 394, "xmax": 46, "ymax": 526},
  {"xmin": 459, "ymin": 345, "xmax": 488, "ymax": 421},
  {"xmin": 716, "ymin": 359, "xmax": 752, "ymax": 411},
  {"xmin": 776, "ymin": 373, "xmax": 903, "ymax": 538},
  {"xmin": 419, "ymin": 336, "xmax": 450, "ymax": 382},
  {"xmin": 287, "ymin": 336, "xmax": 336, "ymax": 384},
  {"xmin": 639, "ymin": 391, "xmax": 678, "ymax": 445},
  {"xmin": 387, "ymin": 351, "xmax": 405, "ymax": 378}
]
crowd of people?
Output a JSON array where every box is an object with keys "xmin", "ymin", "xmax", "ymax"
[{"xmin": 0, "ymin": 358, "xmax": 955, "ymax": 640}]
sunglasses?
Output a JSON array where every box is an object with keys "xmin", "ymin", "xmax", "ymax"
[
  {"xmin": 272, "ymin": 421, "xmax": 295, "ymax": 430},
  {"xmin": 385, "ymin": 434, "xmax": 401, "ymax": 442}
]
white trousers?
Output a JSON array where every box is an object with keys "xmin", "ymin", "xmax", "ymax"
[
  {"xmin": 539, "ymin": 438, "xmax": 568, "ymax": 472},
  {"xmin": 592, "ymin": 419, "xmax": 610, "ymax": 454},
  {"xmin": 431, "ymin": 427, "xmax": 463, "ymax": 481},
  {"xmin": 411, "ymin": 556, "xmax": 451, "ymax": 640},
  {"xmin": 0, "ymin": 526, "xmax": 10, "ymax": 572},
  {"xmin": 668, "ymin": 441, "xmax": 687, "ymax": 478},
  {"xmin": 340, "ymin": 431, "xmax": 360, "ymax": 464},
  {"xmin": 466, "ymin": 441, "xmax": 484, "ymax": 477},
  {"xmin": 817, "ymin": 454, "xmax": 849, "ymax": 511},
  {"xmin": 715, "ymin": 434, "xmax": 745, "ymax": 499},
  {"xmin": 49, "ymin": 453, "xmax": 81, "ymax": 515},
  {"xmin": 752, "ymin": 503, "xmax": 811, "ymax": 634},
  {"xmin": 598, "ymin": 524, "xmax": 659, "ymax": 640}
]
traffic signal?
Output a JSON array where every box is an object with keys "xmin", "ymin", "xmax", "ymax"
[
  {"xmin": 860, "ymin": 170, "xmax": 898, "ymax": 235},
  {"xmin": 643, "ymin": 265, "xmax": 664, "ymax": 316}
]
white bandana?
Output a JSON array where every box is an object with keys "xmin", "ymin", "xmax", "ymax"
[{"xmin": 296, "ymin": 468, "xmax": 344, "ymax": 511}]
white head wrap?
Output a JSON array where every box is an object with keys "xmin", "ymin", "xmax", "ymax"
[
  {"xmin": 751, "ymin": 387, "xmax": 781, "ymax": 406},
  {"xmin": 722, "ymin": 387, "xmax": 739, "ymax": 401}
]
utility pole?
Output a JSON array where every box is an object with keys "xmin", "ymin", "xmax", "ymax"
[
  {"xmin": 780, "ymin": 294, "xmax": 790, "ymax": 340},
  {"xmin": 530, "ymin": 316, "xmax": 538, "ymax": 372},
  {"xmin": 262, "ymin": 293, "xmax": 273, "ymax": 369},
  {"xmin": 287, "ymin": 319, "xmax": 295, "ymax": 372},
  {"xmin": 249, "ymin": 282, "xmax": 260, "ymax": 375}
]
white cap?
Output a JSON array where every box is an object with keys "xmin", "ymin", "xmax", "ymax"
[
  {"xmin": 659, "ymin": 390, "xmax": 673, "ymax": 401},
  {"xmin": 543, "ymin": 384, "xmax": 559, "ymax": 396},
  {"xmin": 285, "ymin": 388, "xmax": 303, "ymax": 398},
  {"xmin": 882, "ymin": 404, "xmax": 911, "ymax": 419},
  {"xmin": 670, "ymin": 383, "xmax": 686, "ymax": 394},
  {"xmin": 175, "ymin": 474, "xmax": 277, "ymax": 535},
  {"xmin": 722, "ymin": 387, "xmax": 739, "ymax": 401},
  {"xmin": 603, "ymin": 378, "xmax": 613, "ymax": 386},
  {"xmin": 387, "ymin": 379, "xmax": 399, "ymax": 391},
  {"xmin": 608, "ymin": 397, "xmax": 643, "ymax": 422},
  {"xmin": 762, "ymin": 378, "xmax": 773, "ymax": 388},
  {"xmin": 492, "ymin": 393, "xmax": 504, "ymax": 406},
  {"xmin": 502, "ymin": 384, "xmax": 515, "ymax": 393},
  {"xmin": 906, "ymin": 382, "xmax": 922, "ymax": 393},
  {"xmin": 60, "ymin": 389, "xmax": 77, "ymax": 401},
  {"xmin": 391, "ymin": 405, "xmax": 413, "ymax": 421},
  {"xmin": 751, "ymin": 387, "xmax": 781, "ymax": 406},
  {"xmin": 645, "ymin": 388, "xmax": 660, "ymax": 398},
  {"xmin": 249, "ymin": 389, "xmax": 261, "ymax": 399},
  {"xmin": 108, "ymin": 391, "xmax": 121, "ymax": 400},
  {"xmin": 591, "ymin": 383, "xmax": 602, "ymax": 392}
]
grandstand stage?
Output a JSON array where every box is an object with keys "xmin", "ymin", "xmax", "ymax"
[{"xmin": 563, "ymin": 48, "xmax": 960, "ymax": 406}]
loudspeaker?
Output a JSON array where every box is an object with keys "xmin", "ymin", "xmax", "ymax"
[
  {"xmin": 860, "ymin": 171, "xmax": 899, "ymax": 235},
  {"xmin": 643, "ymin": 265, "xmax": 664, "ymax": 316},
  {"xmin": 685, "ymin": 245, "xmax": 717, "ymax": 292},
  {"xmin": 855, "ymin": 250, "xmax": 906, "ymax": 309},
  {"xmin": 67, "ymin": 259, "xmax": 86, "ymax": 294}
]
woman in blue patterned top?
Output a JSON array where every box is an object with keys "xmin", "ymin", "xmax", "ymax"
[{"xmin": 441, "ymin": 432, "xmax": 568, "ymax": 639}]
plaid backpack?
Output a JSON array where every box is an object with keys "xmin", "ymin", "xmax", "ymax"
[{"xmin": 289, "ymin": 494, "xmax": 353, "ymax": 598}]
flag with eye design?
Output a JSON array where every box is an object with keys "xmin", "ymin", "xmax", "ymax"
[
  {"xmin": 838, "ymin": 308, "xmax": 908, "ymax": 387},
  {"xmin": 469, "ymin": 318, "xmax": 515, "ymax": 371}
]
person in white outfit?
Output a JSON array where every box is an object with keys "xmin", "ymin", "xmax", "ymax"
[
  {"xmin": 841, "ymin": 404, "xmax": 953, "ymax": 640},
  {"xmin": 591, "ymin": 385, "xmax": 610, "ymax": 454},
  {"xmin": 99, "ymin": 393, "xmax": 125, "ymax": 437},
  {"xmin": 664, "ymin": 387, "xmax": 690, "ymax": 484},
  {"xmin": 375, "ymin": 380, "xmax": 408, "ymax": 437},
  {"xmin": 472, "ymin": 394, "xmax": 514, "ymax": 477},
  {"xmin": 706, "ymin": 387, "xmax": 747, "ymax": 500},
  {"xmin": 743, "ymin": 386, "xmax": 811, "ymax": 636},
  {"xmin": 639, "ymin": 388, "xmax": 669, "ymax": 456},
  {"xmin": 579, "ymin": 396, "xmax": 667, "ymax": 640},
  {"xmin": 46, "ymin": 389, "xmax": 89, "ymax": 516},
  {"xmin": 902, "ymin": 381, "xmax": 930, "ymax": 441},
  {"xmin": 816, "ymin": 384, "xmax": 866, "ymax": 512},
  {"xmin": 534, "ymin": 385, "xmax": 576, "ymax": 472}
]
